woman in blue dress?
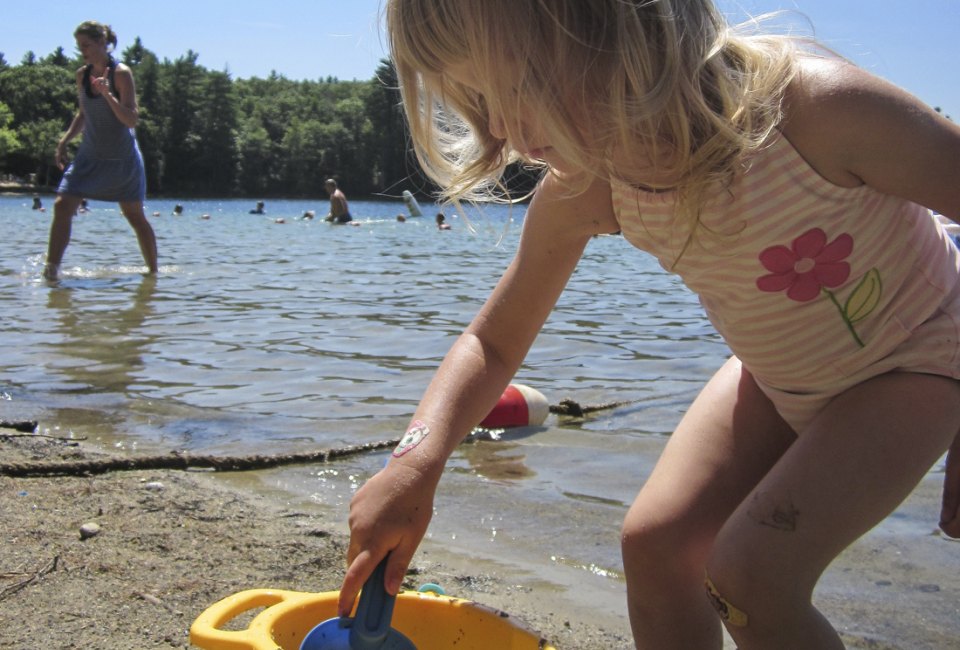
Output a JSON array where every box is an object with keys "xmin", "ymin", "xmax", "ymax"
[{"xmin": 43, "ymin": 20, "xmax": 158, "ymax": 281}]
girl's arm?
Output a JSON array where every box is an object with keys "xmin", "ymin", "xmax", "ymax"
[{"xmin": 337, "ymin": 174, "xmax": 615, "ymax": 614}]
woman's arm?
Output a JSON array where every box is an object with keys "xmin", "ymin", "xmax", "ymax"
[
  {"xmin": 56, "ymin": 112, "xmax": 84, "ymax": 170},
  {"xmin": 337, "ymin": 174, "xmax": 615, "ymax": 613},
  {"xmin": 55, "ymin": 69, "xmax": 87, "ymax": 169},
  {"xmin": 95, "ymin": 63, "xmax": 139, "ymax": 129}
]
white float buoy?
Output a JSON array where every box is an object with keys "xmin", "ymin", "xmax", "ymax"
[
  {"xmin": 402, "ymin": 190, "xmax": 423, "ymax": 218},
  {"xmin": 479, "ymin": 383, "xmax": 549, "ymax": 428}
]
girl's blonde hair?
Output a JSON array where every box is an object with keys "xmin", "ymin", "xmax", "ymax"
[{"xmin": 387, "ymin": 0, "xmax": 800, "ymax": 216}]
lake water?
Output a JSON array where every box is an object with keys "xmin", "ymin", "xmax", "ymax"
[{"xmin": 2, "ymin": 193, "xmax": 957, "ymax": 644}]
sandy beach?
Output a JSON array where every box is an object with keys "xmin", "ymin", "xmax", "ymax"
[
  {"xmin": 3, "ymin": 431, "xmax": 959, "ymax": 650},
  {"xmin": 0, "ymin": 433, "xmax": 630, "ymax": 650}
]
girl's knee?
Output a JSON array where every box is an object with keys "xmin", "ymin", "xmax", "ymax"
[
  {"xmin": 703, "ymin": 564, "xmax": 838, "ymax": 648},
  {"xmin": 621, "ymin": 505, "xmax": 709, "ymax": 581},
  {"xmin": 622, "ymin": 506, "xmax": 673, "ymax": 561},
  {"xmin": 705, "ymin": 547, "xmax": 758, "ymax": 617},
  {"xmin": 704, "ymin": 571, "xmax": 750, "ymax": 628},
  {"xmin": 704, "ymin": 550, "xmax": 809, "ymax": 632}
]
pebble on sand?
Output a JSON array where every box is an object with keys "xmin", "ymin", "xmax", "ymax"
[{"xmin": 79, "ymin": 522, "xmax": 101, "ymax": 540}]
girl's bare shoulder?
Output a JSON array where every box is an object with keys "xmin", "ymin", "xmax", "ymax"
[
  {"xmin": 527, "ymin": 172, "xmax": 619, "ymax": 239},
  {"xmin": 779, "ymin": 57, "xmax": 887, "ymax": 186},
  {"xmin": 782, "ymin": 56, "xmax": 960, "ymax": 213}
]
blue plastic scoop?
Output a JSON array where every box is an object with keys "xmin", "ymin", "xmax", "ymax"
[{"xmin": 300, "ymin": 557, "xmax": 416, "ymax": 650}]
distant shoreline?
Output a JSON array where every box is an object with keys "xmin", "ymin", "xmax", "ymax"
[
  {"xmin": 0, "ymin": 183, "xmax": 428, "ymax": 203},
  {"xmin": 0, "ymin": 181, "xmax": 54, "ymax": 195}
]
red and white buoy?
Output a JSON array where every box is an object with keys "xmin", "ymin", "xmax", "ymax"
[{"xmin": 479, "ymin": 383, "xmax": 549, "ymax": 428}]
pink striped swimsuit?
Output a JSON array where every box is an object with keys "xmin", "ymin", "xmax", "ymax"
[{"xmin": 612, "ymin": 133, "xmax": 960, "ymax": 432}]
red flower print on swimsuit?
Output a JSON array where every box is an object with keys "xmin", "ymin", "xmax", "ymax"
[
  {"xmin": 757, "ymin": 227, "xmax": 881, "ymax": 348},
  {"xmin": 756, "ymin": 228, "xmax": 852, "ymax": 300}
]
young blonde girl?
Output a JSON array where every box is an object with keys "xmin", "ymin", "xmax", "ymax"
[{"xmin": 340, "ymin": 1, "xmax": 960, "ymax": 647}]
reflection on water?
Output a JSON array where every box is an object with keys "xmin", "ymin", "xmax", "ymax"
[
  {"xmin": 457, "ymin": 440, "xmax": 536, "ymax": 480},
  {"xmin": 0, "ymin": 195, "xmax": 724, "ymax": 623},
  {"xmin": 1, "ymin": 196, "xmax": 725, "ymax": 449},
  {"xmin": 46, "ymin": 276, "xmax": 158, "ymax": 395}
]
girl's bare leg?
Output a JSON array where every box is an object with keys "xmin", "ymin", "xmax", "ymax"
[
  {"xmin": 622, "ymin": 357, "xmax": 796, "ymax": 649},
  {"xmin": 44, "ymin": 194, "xmax": 83, "ymax": 279},
  {"xmin": 708, "ymin": 372, "xmax": 960, "ymax": 650},
  {"xmin": 120, "ymin": 200, "xmax": 158, "ymax": 274},
  {"xmin": 941, "ymin": 429, "xmax": 960, "ymax": 536}
]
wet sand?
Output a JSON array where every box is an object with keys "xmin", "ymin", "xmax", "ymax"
[
  {"xmin": 0, "ymin": 434, "xmax": 628, "ymax": 649},
  {"xmin": 2, "ymin": 432, "xmax": 958, "ymax": 649}
]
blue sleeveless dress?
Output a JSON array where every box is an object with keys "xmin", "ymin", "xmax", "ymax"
[{"xmin": 57, "ymin": 63, "xmax": 146, "ymax": 202}]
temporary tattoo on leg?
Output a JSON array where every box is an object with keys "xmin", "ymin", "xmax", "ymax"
[
  {"xmin": 747, "ymin": 491, "xmax": 800, "ymax": 532},
  {"xmin": 393, "ymin": 419, "xmax": 430, "ymax": 457}
]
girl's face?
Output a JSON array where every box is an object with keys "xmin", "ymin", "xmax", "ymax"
[
  {"xmin": 444, "ymin": 63, "xmax": 578, "ymax": 174},
  {"xmin": 75, "ymin": 35, "xmax": 107, "ymax": 65}
]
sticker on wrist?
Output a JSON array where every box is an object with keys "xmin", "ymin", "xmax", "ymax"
[{"xmin": 394, "ymin": 419, "xmax": 429, "ymax": 457}]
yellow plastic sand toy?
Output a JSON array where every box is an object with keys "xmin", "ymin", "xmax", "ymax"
[{"xmin": 190, "ymin": 587, "xmax": 558, "ymax": 650}]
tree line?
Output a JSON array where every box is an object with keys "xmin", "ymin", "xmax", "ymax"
[
  {"xmin": 0, "ymin": 40, "xmax": 953, "ymax": 202},
  {"xmin": 0, "ymin": 40, "xmax": 418, "ymax": 199}
]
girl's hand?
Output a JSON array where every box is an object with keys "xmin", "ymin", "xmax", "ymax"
[
  {"xmin": 940, "ymin": 431, "xmax": 960, "ymax": 538},
  {"xmin": 337, "ymin": 461, "xmax": 437, "ymax": 615}
]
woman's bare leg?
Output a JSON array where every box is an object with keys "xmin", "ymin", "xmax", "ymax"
[
  {"xmin": 622, "ymin": 357, "xmax": 796, "ymax": 649},
  {"xmin": 119, "ymin": 200, "xmax": 158, "ymax": 274},
  {"xmin": 44, "ymin": 194, "xmax": 83, "ymax": 279}
]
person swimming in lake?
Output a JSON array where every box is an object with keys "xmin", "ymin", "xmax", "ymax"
[
  {"xmin": 435, "ymin": 212, "xmax": 451, "ymax": 230},
  {"xmin": 339, "ymin": 2, "xmax": 960, "ymax": 648},
  {"xmin": 43, "ymin": 20, "xmax": 157, "ymax": 281},
  {"xmin": 249, "ymin": 201, "xmax": 265, "ymax": 214},
  {"xmin": 323, "ymin": 179, "xmax": 352, "ymax": 224}
]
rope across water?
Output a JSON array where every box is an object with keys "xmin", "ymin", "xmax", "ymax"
[{"xmin": 0, "ymin": 399, "xmax": 632, "ymax": 478}]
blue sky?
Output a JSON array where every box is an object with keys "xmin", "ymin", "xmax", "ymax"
[{"xmin": 4, "ymin": 1, "xmax": 958, "ymax": 116}]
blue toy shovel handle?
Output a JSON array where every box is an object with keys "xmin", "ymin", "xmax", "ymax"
[
  {"xmin": 350, "ymin": 557, "xmax": 395, "ymax": 650},
  {"xmin": 299, "ymin": 555, "xmax": 415, "ymax": 650}
]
